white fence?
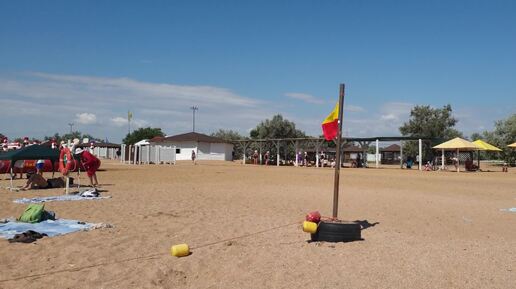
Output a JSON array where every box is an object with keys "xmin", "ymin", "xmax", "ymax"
[
  {"xmin": 92, "ymin": 147, "xmax": 118, "ymax": 159},
  {"xmin": 120, "ymin": 144, "xmax": 176, "ymax": 165}
]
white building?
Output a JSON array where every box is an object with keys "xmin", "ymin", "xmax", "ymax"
[{"xmin": 151, "ymin": 132, "xmax": 234, "ymax": 161}]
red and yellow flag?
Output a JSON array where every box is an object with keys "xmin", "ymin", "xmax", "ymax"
[{"xmin": 321, "ymin": 103, "xmax": 339, "ymax": 140}]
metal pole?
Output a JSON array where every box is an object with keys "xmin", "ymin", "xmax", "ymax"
[
  {"xmin": 332, "ymin": 84, "xmax": 345, "ymax": 219},
  {"xmin": 190, "ymin": 106, "xmax": 198, "ymax": 132}
]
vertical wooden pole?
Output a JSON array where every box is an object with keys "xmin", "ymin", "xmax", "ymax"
[
  {"xmin": 259, "ymin": 142, "xmax": 262, "ymax": 165},
  {"xmin": 316, "ymin": 144, "xmax": 320, "ymax": 168},
  {"xmin": 276, "ymin": 141, "xmax": 280, "ymax": 167},
  {"xmin": 442, "ymin": 149, "xmax": 445, "ymax": 170},
  {"xmin": 295, "ymin": 140, "xmax": 299, "ymax": 167},
  {"xmin": 375, "ymin": 139, "xmax": 379, "ymax": 168},
  {"xmin": 332, "ymin": 84, "xmax": 345, "ymax": 219},
  {"xmin": 400, "ymin": 141, "xmax": 403, "ymax": 168},
  {"xmin": 457, "ymin": 148, "xmax": 460, "ymax": 172},
  {"xmin": 418, "ymin": 139, "xmax": 422, "ymax": 171}
]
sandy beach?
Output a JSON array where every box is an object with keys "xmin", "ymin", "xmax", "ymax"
[{"xmin": 0, "ymin": 160, "xmax": 515, "ymax": 289}]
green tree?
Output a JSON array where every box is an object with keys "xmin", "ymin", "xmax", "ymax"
[
  {"xmin": 250, "ymin": 114, "xmax": 305, "ymax": 139},
  {"xmin": 123, "ymin": 127, "xmax": 165, "ymax": 145},
  {"xmin": 399, "ymin": 105, "xmax": 463, "ymax": 162},
  {"xmin": 249, "ymin": 114, "xmax": 306, "ymax": 161},
  {"xmin": 475, "ymin": 114, "xmax": 516, "ymax": 164},
  {"xmin": 44, "ymin": 132, "xmax": 102, "ymax": 144},
  {"xmin": 211, "ymin": 129, "xmax": 245, "ymax": 159}
]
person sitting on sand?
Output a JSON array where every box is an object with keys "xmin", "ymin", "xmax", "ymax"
[
  {"xmin": 21, "ymin": 173, "xmax": 50, "ymax": 190},
  {"xmin": 75, "ymin": 148, "xmax": 100, "ymax": 188},
  {"xmin": 36, "ymin": 159, "xmax": 45, "ymax": 175}
]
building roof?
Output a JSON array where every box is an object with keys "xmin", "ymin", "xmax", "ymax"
[
  {"xmin": 158, "ymin": 132, "xmax": 228, "ymax": 143},
  {"xmin": 342, "ymin": 144, "xmax": 363, "ymax": 152},
  {"xmin": 380, "ymin": 144, "xmax": 401, "ymax": 152},
  {"xmin": 149, "ymin": 136, "xmax": 165, "ymax": 142},
  {"xmin": 77, "ymin": 142, "xmax": 121, "ymax": 148}
]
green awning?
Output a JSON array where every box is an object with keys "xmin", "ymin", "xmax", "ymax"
[{"xmin": 0, "ymin": 145, "xmax": 59, "ymax": 167}]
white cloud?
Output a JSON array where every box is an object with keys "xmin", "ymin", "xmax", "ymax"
[
  {"xmin": 285, "ymin": 92, "xmax": 325, "ymax": 104},
  {"xmin": 381, "ymin": 114, "xmax": 397, "ymax": 121},
  {"xmin": 75, "ymin": 113, "xmax": 97, "ymax": 125},
  {"xmin": 344, "ymin": 105, "xmax": 365, "ymax": 112},
  {"xmin": 111, "ymin": 117, "xmax": 127, "ymax": 127},
  {"xmin": 0, "ymin": 72, "xmax": 269, "ymax": 141},
  {"xmin": 379, "ymin": 102, "xmax": 413, "ymax": 122}
]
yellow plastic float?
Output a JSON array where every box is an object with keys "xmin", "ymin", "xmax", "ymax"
[
  {"xmin": 171, "ymin": 243, "xmax": 190, "ymax": 257},
  {"xmin": 302, "ymin": 221, "xmax": 318, "ymax": 234}
]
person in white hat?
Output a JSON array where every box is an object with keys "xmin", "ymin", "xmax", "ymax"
[
  {"xmin": 74, "ymin": 147, "xmax": 101, "ymax": 188},
  {"xmin": 2, "ymin": 138, "xmax": 8, "ymax": 152}
]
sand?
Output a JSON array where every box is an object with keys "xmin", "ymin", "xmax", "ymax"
[{"xmin": 0, "ymin": 160, "xmax": 515, "ymax": 289}]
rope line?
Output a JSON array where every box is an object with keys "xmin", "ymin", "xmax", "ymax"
[{"xmin": 0, "ymin": 220, "xmax": 301, "ymax": 283}]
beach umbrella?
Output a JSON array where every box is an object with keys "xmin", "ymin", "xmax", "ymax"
[
  {"xmin": 473, "ymin": 140, "xmax": 502, "ymax": 151},
  {"xmin": 472, "ymin": 140, "xmax": 502, "ymax": 169},
  {"xmin": 433, "ymin": 137, "xmax": 478, "ymax": 172},
  {"xmin": 508, "ymin": 142, "xmax": 516, "ymax": 148}
]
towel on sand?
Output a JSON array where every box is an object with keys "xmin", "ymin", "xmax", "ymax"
[
  {"xmin": 13, "ymin": 194, "xmax": 111, "ymax": 204},
  {"xmin": 0, "ymin": 219, "xmax": 93, "ymax": 239}
]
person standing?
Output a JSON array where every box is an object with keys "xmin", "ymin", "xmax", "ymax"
[
  {"xmin": 264, "ymin": 151, "xmax": 270, "ymax": 166},
  {"xmin": 253, "ymin": 150, "xmax": 259, "ymax": 165},
  {"xmin": 191, "ymin": 150, "xmax": 197, "ymax": 165},
  {"xmin": 74, "ymin": 148, "xmax": 100, "ymax": 188},
  {"xmin": 320, "ymin": 151, "xmax": 325, "ymax": 167}
]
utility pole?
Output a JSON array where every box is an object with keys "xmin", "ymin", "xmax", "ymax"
[
  {"xmin": 190, "ymin": 106, "xmax": 198, "ymax": 132},
  {"xmin": 68, "ymin": 123, "xmax": 74, "ymax": 134}
]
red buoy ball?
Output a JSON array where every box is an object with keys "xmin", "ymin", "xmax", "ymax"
[{"xmin": 305, "ymin": 211, "xmax": 321, "ymax": 223}]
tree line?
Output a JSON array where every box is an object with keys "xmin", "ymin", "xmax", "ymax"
[{"xmin": 3, "ymin": 105, "xmax": 513, "ymax": 163}]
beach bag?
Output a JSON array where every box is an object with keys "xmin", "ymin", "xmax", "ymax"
[
  {"xmin": 18, "ymin": 204, "xmax": 45, "ymax": 223},
  {"xmin": 48, "ymin": 177, "xmax": 66, "ymax": 188}
]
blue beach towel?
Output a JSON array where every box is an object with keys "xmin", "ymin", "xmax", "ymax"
[
  {"xmin": 0, "ymin": 219, "xmax": 93, "ymax": 239},
  {"xmin": 13, "ymin": 195, "xmax": 111, "ymax": 204},
  {"xmin": 500, "ymin": 208, "xmax": 516, "ymax": 212}
]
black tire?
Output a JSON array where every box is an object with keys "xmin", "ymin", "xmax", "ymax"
[{"xmin": 311, "ymin": 221, "xmax": 362, "ymax": 242}]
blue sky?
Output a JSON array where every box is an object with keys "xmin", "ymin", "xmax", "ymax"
[{"xmin": 1, "ymin": 0, "xmax": 515, "ymax": 142}]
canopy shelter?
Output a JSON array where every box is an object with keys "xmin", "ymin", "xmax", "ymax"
[
  {"xmin": 472, "ymin": 140, "xmax": 502, "ymax": 170},
  {"xmin": 233, "ymin": 136, "xmax": 434, "ymax": 170},
  {"xmin": 433, "ymin": 137, "xmax": 478, "ymax": 172},
  {"xmin": 508, "ymin": 142, "xmax": 516, "ymax": 148},
  {"xmin": 0, "ymin": 145, "xmax": 59, "ymax": 190}
]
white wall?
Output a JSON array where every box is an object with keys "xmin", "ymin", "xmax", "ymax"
[
  {"xmin": 198, "ymin": 142, "xmax": 233, "ymax": 161},
  {"xmin": 153, "ymin": 141, "xmax": 196, "ymax": 161},
  {"xmin": 151, "ymin": 140, "xmax": 233, "ymax": 161}
]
